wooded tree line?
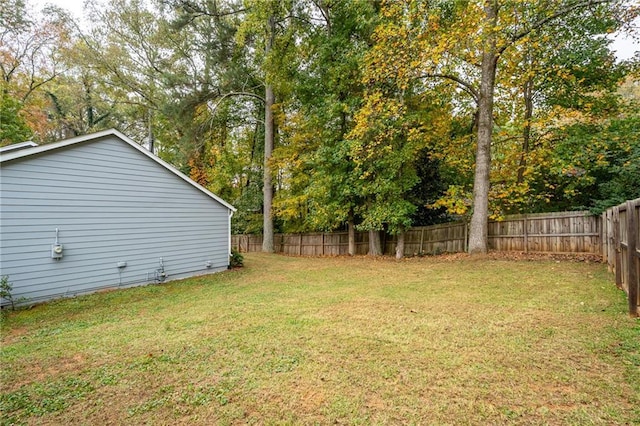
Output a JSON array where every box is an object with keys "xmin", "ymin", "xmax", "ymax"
[{"xmin": 2, "ymin": 0, "xmax": 639, "ymax": 256}]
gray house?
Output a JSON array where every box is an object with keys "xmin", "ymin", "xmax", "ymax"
[{"xmin": 0, "ymin": 129, "xmax": 235, "ymax": 306}]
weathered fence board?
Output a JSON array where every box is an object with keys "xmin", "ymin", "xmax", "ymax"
[
  {"xmin": 383, "ymin": 223, "xmax": 467, "ymax": 255},
  {"xmin": 487, "ymin": 211, "xmax": 600, "ymax": 254},
  {"xmin": 231, "ymin": 234, "xmax": 263, "ymax": 253},
  {"xmin": 603, "ymin": 198, "xmax": 640, "ymax": 317}
]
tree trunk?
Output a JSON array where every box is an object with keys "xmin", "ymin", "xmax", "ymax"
[
  {"xmin": 348, "ymin": 211, "xmax": 355, "ymax": 256},
  {"xmin": 368, "ymin": 229, "xmax": 382, "ymax": 256},
  {"xmin": 147, "ymin": 108, "xmax": 154, "ymax": 154},
  {"xmin": 262, "ymin": 83, "xmax": 274, "ymax": 252},
  {"xmin": 468, "ymin": 2, "xmax": 498, "ymax": 255},
  {"xmin": 262, "ymin": 16, "xmax": 276, "ymax": 253},
  {"xmin": 517, "ymin": 76, "xmax": 533, "ymax": 184},
  {"xmin": 395, "ymin": 231, "xmax": 405, "ymax": 259},
  {"xmin": 85, "ymin": 80, "xmax": 94, "ymax": 127}
]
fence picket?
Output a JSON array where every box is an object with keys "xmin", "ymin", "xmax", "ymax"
[{"xmin": 625, "ymin": 200, "xmax": 639, "ymax": 317}]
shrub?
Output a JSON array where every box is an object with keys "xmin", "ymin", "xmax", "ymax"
[
  {"xmin": 229, "ymin": 249, "xmax": 244, "ymax": 268},
  {"xmin": 1, "ymin": 275, "xmax": 15, "ymax": 310}
]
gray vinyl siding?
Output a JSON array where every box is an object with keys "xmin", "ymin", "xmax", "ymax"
[{"xmin": 0, "ymin": 135, "xmax": 231, "ymax": 305}]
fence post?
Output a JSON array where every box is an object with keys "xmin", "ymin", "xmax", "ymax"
[
  {"xmin": 626, "ymin": 201, "xmax": 638, "ymax": 317},
  {"xmin": 523, "ymin": 215, "xmax": 528, "ymax": 253},
  {"xmin": 382, "ymin": 231, "xmax": 387, "ymax": 255},
  {"xmin": 613, "ymin": 207, "xmax": 622, "ymax": 290},
  {"xmin": 420, "ymin": 228, "xmax": 425, "ymax": 254},
  {"xmin": 600, "ymin": 212, "xmax": 606, "ymax": 262},
  {"xmin": 322, "ymin": 233, "xmax": 325, "ymax": 256},
  {"xmin": 299, "ymin": 234, "xmax": 303, "ymax": 255},
  {"xmin": 607, "ymin": 209, "xmax": 614, "ymax": 272},
  {"xmin": 463, "ymin": 221, "xmax": 468, "ymax": 253}
]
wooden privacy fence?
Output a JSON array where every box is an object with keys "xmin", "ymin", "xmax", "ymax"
[
  {"xmin": 487, "ymin": 211, "xmax": 600, "ymax": 253},
  {"xmin": 602, "ymin": 198, "xmax": 640, "ymax": 317},
  {"xmin": 232, "ymin": 210, "xmax": 600, "ymax": 256},
  {"xmin": 233, "ymin": 231, "xmax": 369, "ymax": 256}
]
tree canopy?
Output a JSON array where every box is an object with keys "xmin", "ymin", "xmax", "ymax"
[{"xmin": 3, "ymin": 0, "xmax": 638, "ymax": 255}]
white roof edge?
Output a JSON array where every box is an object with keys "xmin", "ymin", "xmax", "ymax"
[
  {"xmin": 0, "ymin": 129, "xmax": 120, "ymax": 162},
  {"xmin": 0, "ymin": 129, "xmax": 236, "ymax": 212},
  {"xmin": 0, "ymin": 140, "xmax": 38, "ymax": 153}
]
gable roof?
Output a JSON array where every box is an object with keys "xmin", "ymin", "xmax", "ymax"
[{"xmin": 0, "ymin": 129, "xmax": 236, "ymax": 212}]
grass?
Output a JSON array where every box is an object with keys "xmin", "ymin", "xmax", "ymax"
[{"xmin": 0, "ymin": 253, "xmax": 638, "ymax": 425}]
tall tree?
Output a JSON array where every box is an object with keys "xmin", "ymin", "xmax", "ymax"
[
  {"xmin": 271, "ymin": 0, "xmax": 377, "ymax": 254},
  {"xmin": 365, "ymin": 0, "xmax": 636, "ymax": 254},
  {"xmin": 238, "ymin": 0, "xmax": 307, "ymax": 251},
  {"xmin": 77, "ymin": 0, "xmax": 176, "ymax": 148},
  {"xmin": 0, "ymin": 0, "xmax": 69, "ymax": 102},
  {"xmin": 347, "ymin": 0, "xmax": 460, "ymax": 256},
  {"xmin": 487, "ymin": 13, "xmax": 627, "ymax": 216},
  {"xmin": 262, "ymin": 14, "xmax": 276, "ymax": 252},
  {"xmin": 1, "ymin": 0, "xmax": 73, "ymax": 141},
  {"xmin": 465, "ymin": 0, "xmax": 635, "ymax": 254},
  {"xmin": 152, "ymin": 0, "xmax": 275, "ymax": 237}
]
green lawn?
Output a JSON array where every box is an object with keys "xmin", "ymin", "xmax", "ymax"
[{"xmin": 1, "ymin": 253, "xmax": 638, "ymax": 425}]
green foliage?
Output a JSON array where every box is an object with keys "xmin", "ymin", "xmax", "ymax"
[
  {"xmin": 539, "ymin": 112, "xmax": 640, "ymax": 213},
  {"xmin": 0, "ymin": 275, "xmax": 17, "ymax": 310},
  {"xmin": 0, "ymin": 2, "xmax": 75, "ymax": 142},
  {"xmin": 348, "ymin": 93, "xmax": 420, "ymax": 233},
  {"xmin": 373, "ymin": 0, "xmax": 637, "ymax": 221},
  {"xmin": 230, "ymin": 183, "xmax": 264, "ymax": 234},
  {"xmin": 348, "ymin": 13, "xmax": 458, "ymax": 233},
  {"xmin": 272, "ymin": 0, "xmax": 378, "ymax": 233},
  {"xmin": 229, "ymin": 249, "xmax": 244, "ymax": 268},
  {"xmin": 0, "ymin": 91, "xmax": 33, "ymax": 146}
]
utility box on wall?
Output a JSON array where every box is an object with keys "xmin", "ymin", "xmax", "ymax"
[
  {"xmin": 51, "ymin": 243, "xmax": 64, "ymax": 259},
  {"xmin": 50, "ymin": 228, "xmax": 63, "ymax": 259}
]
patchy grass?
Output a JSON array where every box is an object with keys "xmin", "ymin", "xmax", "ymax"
[{"xmin": 1, "ymin": 253, "xmax": 638, "ymax": 425}]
